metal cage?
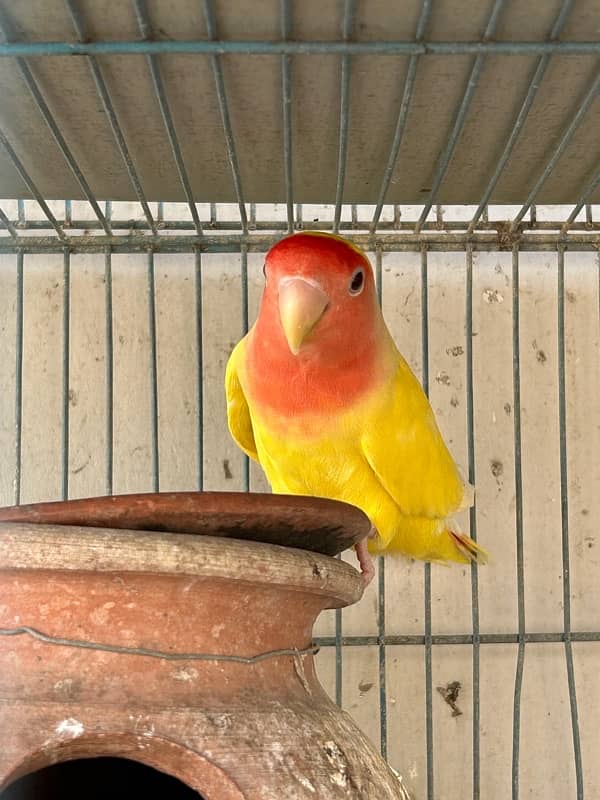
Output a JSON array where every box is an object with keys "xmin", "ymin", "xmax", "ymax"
[{"xmin": 0, "ymin": 1, "xmax": 599, "ymax": 798}]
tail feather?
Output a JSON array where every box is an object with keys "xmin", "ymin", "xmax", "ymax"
[{"xmin": 448, "ymin": 530, "xmax": 489, "ymax": 565}]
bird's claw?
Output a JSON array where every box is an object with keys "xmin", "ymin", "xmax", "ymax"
[{"xmin": 355, "ymin": 537, "xmax": 375, "ymax": 587}]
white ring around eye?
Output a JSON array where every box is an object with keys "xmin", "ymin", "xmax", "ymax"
[{"xmin": 348, "ymin": 267, "xmax": 365, "ymax": 295}]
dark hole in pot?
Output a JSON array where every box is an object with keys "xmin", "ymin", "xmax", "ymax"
[{"xmin": 0, "ymin": 757, "xmax": 204, "ymax": 799}]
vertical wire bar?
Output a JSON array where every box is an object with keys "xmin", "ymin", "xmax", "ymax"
[
  {"xmin": 241, "ymin": 244, "xmax": 250, "ymax": 492},
  {"xmin": 370, "ymin": 0, "xmax": 432, "ymax": 233},
  {"xmin": 511, "ymin": 246, "xmax": 525, "ymax": 800},
  {"xmin": 335, "ymin": 599, "xmax": 343, "ymax": 707},
  {"xmin": 466, "ymin": 246, "xmax": 481, "ymax": 799},
  {"xmin": 0, "ymin": 205, "xmax": 18, "ymax": 239},
  {"xmin": 511, "ymin": 72, "xmax": 600, "ymax": 229},
  {"xmin": 64, "ymin": 0, "xmax": 157, "ymax": 236},
  {"xmin": 421, "ymin": 247, "xmax": 434, "ymax": 800},
  {"xmin": 65, "ymin": 200, "xmax": 72, "ymax": 226},
  {"xmin": 132, "ymin": 0, "xmax": 203, "ymax": 236},
  {"xmin": 14, "ymin": 250, "xmax": 24, "ymax": 505},
  {"xmin": 17, "ymin": 200, "xmax": 24, "ymax": 224},
  {"xmin": 147, "ymin": 250, "xmax": 159, "ymax": 493},
  {"xmin": 375, "ymin": 247, "xmax": 387, "ymax": 758},
  {"xmin": 280, "ymin": 0, "xmax": 294, "ymax": 232},
  {"xmin": 468, "ymin": 0, "xmax": 574, "ymax": 233},
  {"xmin": 195, "ymin": 249, "xmax": 204, "ymax": 490},
  {"xmin": 333, "ymin": 0, "xmax": 355, "ymax": 233},
  {"xmin": 335, "ymin": 211, "xmax": 345, "ymax": 709},
  {"xmin": 104, "ymin": 249, "xmax": 114, "ymax": 495},
  {"xmin": 202, "ymin": 0, "xmax": 248, "ymax": 234},
  {"xmin": 530, "ymin": 205, "xmax": 537, "ymax": 226},
  {"xmin": 557, "ymin": 247, "xmax": 584, "ymax": 798},
  {"xmin": 61, "ymin": 248, "xmax": 71, "ymax": 501},
  {"xmin": 415, "ymin": 0, "xmax": 506, "ymax": 234},
  {"xmin": 0, "ymin": 130, "xmax": 66, "ymax": 240}
]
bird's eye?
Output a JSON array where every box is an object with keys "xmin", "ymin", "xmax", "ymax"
[{"xmin": 349, "ymin": 268, "xmax": 365, "ymax": 295}]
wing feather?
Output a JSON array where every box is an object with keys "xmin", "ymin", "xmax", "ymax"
[
  {"xmin": 361, "ymin": 358, "xmax": 471, "ymax": 519},
  {"xmin": 225, "ymin": 339, "xmax": 259, "ymax": 462}
]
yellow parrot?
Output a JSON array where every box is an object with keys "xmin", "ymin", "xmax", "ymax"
[{"xmin": 225, "ymin": 232, "xmax": 487, "ymax": 583}]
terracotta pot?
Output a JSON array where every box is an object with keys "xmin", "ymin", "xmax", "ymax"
[{"xmin": 0, "ymin": 493, "xmax": 404, "ymax": 798}]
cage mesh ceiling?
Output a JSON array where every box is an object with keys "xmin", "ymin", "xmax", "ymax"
[{"xmin": 0, "ymin": 0, "xmax": 599, "ymax": 209}]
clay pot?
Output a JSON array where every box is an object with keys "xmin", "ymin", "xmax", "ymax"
[{"xmin": 0, "ymin": 493, "xmax": 404, "ymax": 798}]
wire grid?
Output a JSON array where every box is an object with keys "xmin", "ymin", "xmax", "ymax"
[
  {"xmin": 0, "ymin": 0, "xmax": 598, "ymax": 796},
  {"xmin": 1, "ymin": 0, "xmax": 600, "ymax": 250},
  {"xmin": 0, "ymin": 200, "xmax": 599, "ymax": 800}
]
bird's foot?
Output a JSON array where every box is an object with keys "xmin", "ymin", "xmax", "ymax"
[{"xmin": 355, "ymin": 537, "xmax": 375, "ymax": 587}]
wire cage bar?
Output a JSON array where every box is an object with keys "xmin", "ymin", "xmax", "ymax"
[
  {"xmin": 1, "ymin": 201, "xmax": 599, "ymax": 797},
  {"xmin": 0, "ymin": 1, "xmax": 599, "ymax": 798},
  {"xmin": 1, "ymin": 39, "xmax": 600, "ymax": 58}
]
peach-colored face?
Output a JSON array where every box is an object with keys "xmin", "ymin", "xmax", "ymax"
[{"xmin": 260, "ymin": 232, "xmax": 379, "ymax": 363}]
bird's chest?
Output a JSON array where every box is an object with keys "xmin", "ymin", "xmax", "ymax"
[{"xmin": 250, "ymin": 402, "xmax": 367, "ymax": 498}]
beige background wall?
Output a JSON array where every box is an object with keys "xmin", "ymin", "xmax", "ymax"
[{"xmin": 0, "ymin": 201, "xmax": 599, "ymax": 798}]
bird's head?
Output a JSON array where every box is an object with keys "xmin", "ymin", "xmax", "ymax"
[{"xmin": 259, "ymin": 232, "xmax": 380, "ymax": 361}]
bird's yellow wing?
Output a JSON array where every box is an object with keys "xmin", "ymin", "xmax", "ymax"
[
  {"xmin": 361, "ymin": 356, "xmax": 470, "ymax": 520},
  {"xmin": 225, "ymin": 339, "xmax": 259, "ymax": 462}
]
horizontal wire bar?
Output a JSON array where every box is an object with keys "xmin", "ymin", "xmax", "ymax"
[
  {"xmin": 0, "ymin": 232, "xmax": 598, "ymax": 254},
  {"xmin": 314, "ymin": 632, "xmax": 600, "ymax": 646},
  {"xmin": 0, "ymin": 625, "xmax": 319, "ymax": 663},
  {"xmin": 7, "ymin": 218, "xmax": 600, "ymax": 233},
  {"xmin": 1, "ymin": 40, "xmax": 600, "ymax": 57}
]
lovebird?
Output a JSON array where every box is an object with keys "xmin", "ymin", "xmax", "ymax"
[{"xmin": 225, "ymin": 232, "xmax": 487, "ymax": 583}]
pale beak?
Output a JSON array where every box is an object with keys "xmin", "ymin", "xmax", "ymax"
[{"xmin": 278, "ymin": 277, "xmax": 329, "ymax": 355}]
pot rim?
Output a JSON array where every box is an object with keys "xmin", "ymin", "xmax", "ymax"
[{"xmin": 0, "ymin": 523, "xmax": 364, "ymax": 607}]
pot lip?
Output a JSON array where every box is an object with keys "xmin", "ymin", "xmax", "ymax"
[
  {"xmin": 0, "ymin": 491, "xmax": 372, "ymax": 557},
  {"xmin": 0, "ymin": 523, "xmax": 364, "ymax": 607}
]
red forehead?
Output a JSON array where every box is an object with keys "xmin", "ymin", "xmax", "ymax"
[{"xmin": 266, "ymin": 232, "xmax": 370, "ymax": 276}]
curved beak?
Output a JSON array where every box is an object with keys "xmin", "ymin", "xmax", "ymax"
[{"xmin": 278, "ymin": 277, "xmax": 329, "ymax": 355}]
